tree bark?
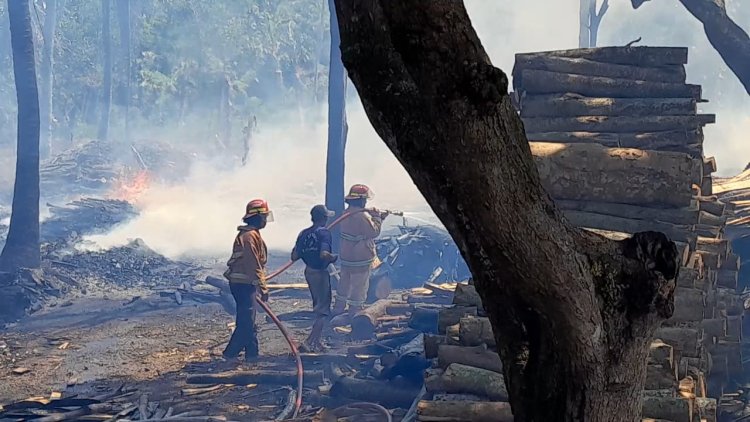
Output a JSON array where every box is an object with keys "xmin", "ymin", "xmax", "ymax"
[
  {"xmin": 325, "ymin": 0, "xmax": 348, "ymax": 254},
  {"xmin": 512, "ymin": 55, "xmax": 685, "ymax": 84},
  {"xmin": 518, "ymin": 69, "xmax": 702, "ymax": 99},
  {"xmin": 333, "ymin": 1, "xmax": 680, "ymax": 421},
  {"xmin": 520, "ymin": 94, "xmax": 696, "ymax": 118},
  {"xmin": 39, "ymin": 0, "xmax": 58, "ymax": 158},
  {"xmin": 0, "ymin": 0, "xmax": 41, "ymax": 272},
  {"xmin": 97, "ymin": 0, "xmax": 111, "ymax": 141},
  {"xmin": 532, "ymin": 142, "xmax": 702, "ymax": 208}
]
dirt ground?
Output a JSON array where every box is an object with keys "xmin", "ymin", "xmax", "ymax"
[{"xmin": 0, "ymin": 255, "xmax": 348, "ymax": 420}]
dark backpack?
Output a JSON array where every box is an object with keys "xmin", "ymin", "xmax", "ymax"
[{"xmin": 298, "ymin": 228, "xmax": 323, "ymax": 266}]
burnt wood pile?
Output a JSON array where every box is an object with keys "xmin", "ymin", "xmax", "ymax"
[{"xmin": 509, "ymin": 46, "xmax": 745, "ymax": 422}]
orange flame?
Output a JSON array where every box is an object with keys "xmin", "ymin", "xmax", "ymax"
[{"xmin": 110, "ymin": 169, "xmax": 151, "ymax": 203}]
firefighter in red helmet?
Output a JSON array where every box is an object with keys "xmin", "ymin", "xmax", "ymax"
[
  {"xmin": 222, "ymin": 199, "xmax": 273, "ymax": 362},
  {"xmin": 333, "ymin": 184, "xmax": 389, "ymax": 316}
]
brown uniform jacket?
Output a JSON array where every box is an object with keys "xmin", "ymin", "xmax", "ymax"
[
  {"xmin": 339, "ymin": 206, "xmax": 382, "ymax": 268},
  {"xmin": 224, "ymin": 226, "xmax": 269, "ymax": 293}
]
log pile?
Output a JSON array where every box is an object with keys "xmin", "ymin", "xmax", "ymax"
[{"xmin": 510, "ymin": 46, "xmax": 742, "ymax": 421}]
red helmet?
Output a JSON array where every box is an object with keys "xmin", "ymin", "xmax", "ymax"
[
  {"xmin": 345, "ymin": 184, "xmax": 373, "ymax": 200},
  {"xmin": 243, "ymin": 199, "xmax": 274, "ymax": 221}
]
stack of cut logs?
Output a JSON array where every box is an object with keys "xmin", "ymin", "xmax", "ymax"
[{"xmin": 508, "ymin": 46, "xmax": 745, "ymax": 421}]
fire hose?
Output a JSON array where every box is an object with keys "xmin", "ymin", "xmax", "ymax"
[{"xmin": 254, "ymin": 207, "xmax": 401, "ymax": 420}]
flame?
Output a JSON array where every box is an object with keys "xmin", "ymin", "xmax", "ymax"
[{"xmin": 110, "ymin": 169, "xmax": 151, "ymax": 203}]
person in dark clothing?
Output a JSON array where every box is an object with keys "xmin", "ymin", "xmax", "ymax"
[
  {"xmin": 223, "ymin": 199, "xmax": 272, "ymax": 362},
  {"xmin": 291, "ymin": 204, "xmax": 338, "ymax": 351}
]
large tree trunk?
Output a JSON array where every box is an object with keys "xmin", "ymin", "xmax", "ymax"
[
  {"xmin": 97, "ymin": 0, "xmax": 111, "ymax": 141},
  {"xmin": 116, "ymin": 0, "xmax": 130, "ymax": 143},
  {"xmin": 38, "ymin": 0, "xmax": 58, "ymax": 158},
  {"xmin": 325, "ymin": 0, "xmax": 348, "ymax": 254},
  {"xmin": 632, "ymin": 0, "xmax": 750, "ymax": 95},
  {"xmin": 333, "ymin": 2, "xmax": 680, "ymax": 421},
  {"xmin": 0, "ymin": 0, "xmax": 41, "ymax": 272}
]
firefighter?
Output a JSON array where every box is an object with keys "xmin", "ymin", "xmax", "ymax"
[
  {"xmin": 291, "ymin": 204, "xmax": 338, "ymax": 351},
  {"xmin": 333, "ymin": 184, "xmax": 389, "ymax": 316},
  {"xmin": 222, "ymin": 199, "xmax": 272, "ymax": 362}
]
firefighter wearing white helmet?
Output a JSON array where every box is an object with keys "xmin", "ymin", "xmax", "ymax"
[
  {"xmin": 222, "ymin": 198, "xmax": 273, "ymax": 362},
  {"xmin": 333, "ymin": 184, "xmax": 389, "ymax": 316}
]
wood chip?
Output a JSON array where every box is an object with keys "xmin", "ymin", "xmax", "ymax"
[
  {"xmin": 58, "ymin": 342, "xmax": 70, "ymax": 350},
  {"xmin": 12, "ymin": 367, "xmax": 30, "ymax": 375}
]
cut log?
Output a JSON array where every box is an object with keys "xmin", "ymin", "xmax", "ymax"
[
  {"xmin": 716, "ymin": 288, "xmax": 743, "ymax": 316},
  {"xmin": 426, "ymin": 363, "xmax": 508, "ymax": 401},
  {"xmin": 416, "ymin": 400, "xmax": 514, "ymax": 422},
  {"xmin": 186, "ymin": 369, "xmax": 324, "ymax": 387},
  {"xmin": 641, "ymin": 396, "xmax": 693, "ymax": 422},
  {"xmin": 518, "ymin": 69, "xmax": 701, "ymax": 100},
  {"xmin": 408, "ymin": 307, "xmax": 440, "ymax": 334},
  {"xmin": 716, "ymin": 269, "xmax": 738, "ymax": 290},
  {"xmin": 697, "ymin": 197, "xmax": 726, "ymax": 217},
  {"xmin": 697, "ymin": 238, "xmax": 728, "ymax": 259},
  {"xmin": 698, "ymin": 213, "xmax": 726, "ymax": 231},
  {"xmin": 381, "ymin": 333, "xmax": 425, "ymax": 368},
  {"xmin": 555, "ymin": 200, "xmax": 699, "ymax": 226},
  {"xmin": 649, "ymin": 340, "xmax": 674, "ymax": 370},
  {"xmin": 697, "ymin": 251, "xmax": 721, "ymax": 269},
  {"xmin": 437, "ymin": 344, "xmax": 503, "ymax": 374},
  {"xmin": 666, "ymin": 287, "xmax": 706, "ymax": 323},
  {"xmin": 515, "ymin": 46, "xmax": 689, "ymax": 67},
  {"xmin": 695, "ymin": 397, "xmax": 717, "ymax": 422},
  {"xmin": 511, "ymin": 54, "xmax": 686, "ymax": 84},
  {"xmin": 722, "ymin": 254, "xmax": 741, "ymax": 271},
  {"xmin": 708, "ymin": 340, "xmax": 742, "ymax": 373},
  {"xmin": 424, "ymin": 334, "xmax": 448, "ymax": 359},
  {"xmin": 701, "ymin": 176, "xmax": 713, "ymax": 196},
  {"xmin": 677, "ymin": 267, "xmax": 699, "ymax": 288},
  {"xmin": 458, "ymin": 316, "xmax": 495, "ymax": 347},
  {"xmin": 654, "ymin": 327, "xmax": 702, "ymax": 357},
  {"xmin": 694, "ymin": 223, "xmax": 722, "ymax": 239},
  {"xmin": 646, "ymin": 364, "xmax": 678, "ymax": 390},
  {"xmin": 351, "ymin": 299, "xmax": 392, "ymax": 340},
  {"xmin": 700, "ymin": 318, "xmax": 727, "ymax": 339},
  {"xmin": 525, "ymin": 129, "xmax": 703, "ymax": 156},
  {"xmin": 386, "ymin": 303, "xmax": 414, "ymax": 316},
  {"xmin": 520, "ymin": 94, "xmax": 696, "ymax": 118},
  {"xmin": 452, "ymin": 283, "xmax": 483, "ymax": 311},
  {"xmin": 531, "ymin": 142, "xmax": 702, "ymax": 208},
  {"xmin": 643, "ymin": 390, "xmax": 676, "ymax": 399},
  {"xmin": 523, "ymin": 114, "xmax": 714, "ymax": 134},
  {"xmin": 438, "ymin": 306, "xmax": 477, "ymax": 334},
  {"xmin": 725, "ymin": 315, "xmax": 742, "ymax": 341},
  {"xmin": 678, "ymin": 357, "xmax": 709, "ymax": 380},
  {"xmin": 330, "ymin": 377, "xmax": 420, "ymax": 408},
  {"xmin": 563, "ymin": 210, "xmax": 697, "ymax": 246}
]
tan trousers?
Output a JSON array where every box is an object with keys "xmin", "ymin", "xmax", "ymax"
[{"xmin": 335, "ymin": 266, "xmax": 371, "ymax": 309}]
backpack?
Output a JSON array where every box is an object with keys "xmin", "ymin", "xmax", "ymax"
[{"xmin": 298, "ymin": 228, "xmax": 324, "ymax": 266}]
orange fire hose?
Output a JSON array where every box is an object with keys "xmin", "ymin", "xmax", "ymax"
[{"xmin": 255, "ymin": 207, "xmax": 388, "ymax": 419}]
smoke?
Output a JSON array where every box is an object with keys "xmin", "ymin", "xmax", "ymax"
[
  {"xmin": 85, "ymin": 104, "xmax": 435, "ymax": 258},
  {"xmin": 76, "ymin": 0, "xmax": 750, "ymax": 258}
]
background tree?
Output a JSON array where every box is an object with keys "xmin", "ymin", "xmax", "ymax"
[
  {"xmin": 632, "ymin": 0, "xmax": 750, "ymax": 95},
  {"xmin": 0, "ymin": 0, "xmax": 41, "ymax": 272},
  {"xmin": 115, "ymin": 0, "xmax": 130, "ymax": 143},
  {"xmin": 97, "ymin": 0, "xmax": 111, "ymax": 140},
  {"xmin": 579, "ymin": 0, "xmax": 609, "ymax": 48},
  {"xmin": 38, "ymin": 0, "xmax": 60, "ymax": 158},
  {"xmin": 324, "ymin": 0, "xmax": 347, "ymax": 253},
  {"xmin": 333, "ymin": 1, "xmax": 679, "ymax": 420}
]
